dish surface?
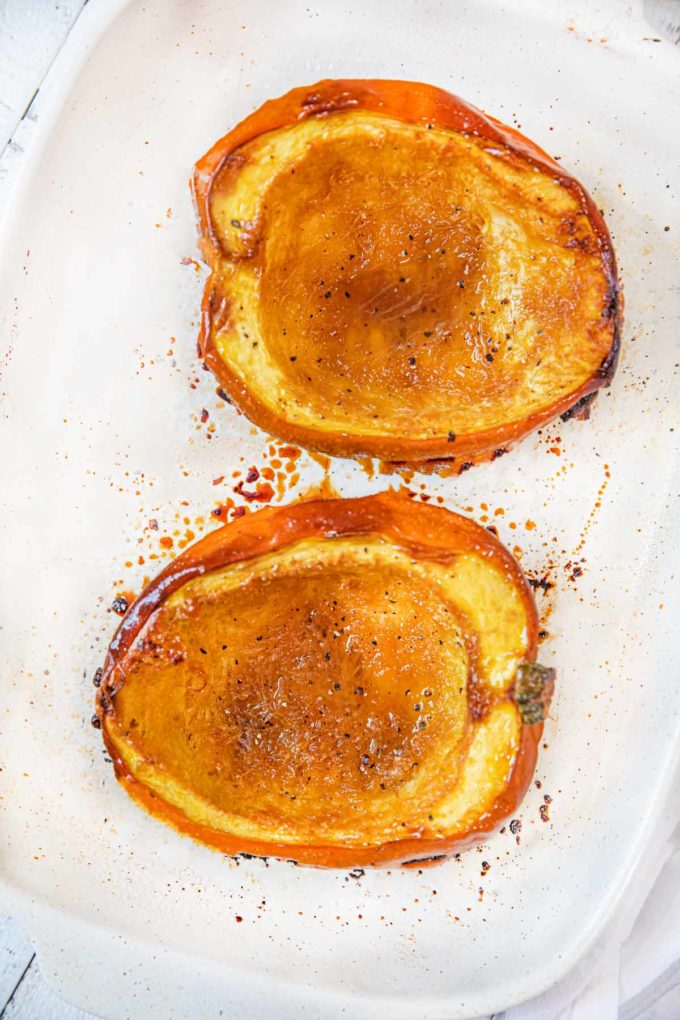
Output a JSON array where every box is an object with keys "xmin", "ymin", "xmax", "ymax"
[
  {"xmin": 1, "ymin": 1, "xmax": 679, "ymax": 1018},
  {"xmin": 195, "ymin": 78, "xmax": 620, "ymax": 464},
  {"xmin": 99, "ymin": 492, "xmax": 551, "ymax": 866}
]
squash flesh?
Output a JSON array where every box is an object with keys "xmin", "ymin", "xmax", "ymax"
[
  {"xmin": 99, "ymin": 495, "xmax": 545, "ymax": 864},
  {"xmin": 195, "ymin": 81, "xmax": 620, "ymax": 461}
]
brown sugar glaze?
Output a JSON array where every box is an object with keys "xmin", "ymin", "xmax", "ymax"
[
  {"xmin": 193, "ymin": 79, "xmax": 621, "ymax": 465},
  {"xmin": 98, "ymin": 492, "xmax": 547, "ymax": 867}
]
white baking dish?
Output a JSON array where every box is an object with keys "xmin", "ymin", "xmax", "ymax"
[{"xmin": 1, "ymin": 1, "xmax": 679, "ymax": 1017}]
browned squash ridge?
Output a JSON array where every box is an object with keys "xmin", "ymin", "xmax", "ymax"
[
  {"xmin": 97, "ymin": 492, "xmax": 553, "ymax": 867},
  {"xmin": 193, "ymin": 78, "xmax": 620, "ymax": 466}
]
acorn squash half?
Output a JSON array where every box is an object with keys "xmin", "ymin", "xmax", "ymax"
[
  {"xmin": 97, "ymin": 492, "xmax": 553, "ymax": 867},
  {"xmin": 193, "ymin": 78, "xmax": 620, "ymax": 466}
]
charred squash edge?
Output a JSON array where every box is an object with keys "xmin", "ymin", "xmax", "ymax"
[
  {"xmin": 97, "ymin": 491, "xmax": 548, "ymax": 867},
  {"xmin": 192, "ymin": 78, "xmax": 622, "ymax": 464}
]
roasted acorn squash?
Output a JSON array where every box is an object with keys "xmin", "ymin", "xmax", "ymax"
[
  {"xmin": 97, "ymin": 492, "xmax": 553, "ymax": 867},
  {"xmin": 193, "ymin": 78, "xmax": 620, "ymax": 466}
]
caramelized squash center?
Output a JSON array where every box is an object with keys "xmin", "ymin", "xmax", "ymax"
[
  {"xmin": 114, "ymin": 548, "xmax": 470, "ymax": 833},
  {"xmin": 209, "ymin": 111, "xmax": 610, "ymax": 436},
  {"xmin": 258, "ymin": 128, "xmax": 489, "ymax": 421}
]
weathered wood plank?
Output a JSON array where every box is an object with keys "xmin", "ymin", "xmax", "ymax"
[
  {"xmin": 0, "ymin": 0, "xmax": 87, "ymax": 154},
  {"xmin": 0, "ymin": 914, "xmax": 34, "ymax": 1011},
  {"xmin": 1, "ymin": 951, "xmax": 94, "ymax": 1019}
]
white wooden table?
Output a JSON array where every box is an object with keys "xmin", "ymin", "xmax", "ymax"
[
  {"xmin": 0, "ymin": 9, "xmax": 93, "ymax": 1016},
  {"xmin": 1, "ymin": 2, "xmax": 679, "ymax": 1019}
]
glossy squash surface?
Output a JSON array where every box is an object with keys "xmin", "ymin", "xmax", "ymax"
[
  {"xmin": 97, "ymin": 493, "xmax": 553, "ymax": 866},
  {"xmin": 193, "ymin": 79, "xmax": 620, "ymax": 465}
]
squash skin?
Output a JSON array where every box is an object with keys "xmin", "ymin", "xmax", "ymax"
[
  {"xmin": 192, "ymin": 78, "xmax": 621, "ymax": 466},
  {"xmin": 97, "ymin": 492, "xmax": 548, "ymax": 868}
]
